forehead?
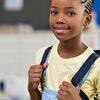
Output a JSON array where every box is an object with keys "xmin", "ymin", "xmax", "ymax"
[{"xmin": 51, "ymin": 0, "xmax": 83, "ymax": 8}]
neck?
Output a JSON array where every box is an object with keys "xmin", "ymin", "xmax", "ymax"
[{"xmin": 58, "ymin": 38, "xmax": 87, "ymax": 58}]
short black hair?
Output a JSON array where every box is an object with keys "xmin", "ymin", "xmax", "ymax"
[{"xmin": 81, "ymin": 0, "xmax": 94, "ymax": 14}]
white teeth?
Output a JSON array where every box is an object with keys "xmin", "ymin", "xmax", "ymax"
[
  {"xmin": 56, "ymin": 29, "xmax": 64, "ymax": 33},
  {"xmin": 55, "ymin": 28, "xmax": 70, "ymax": 33}
]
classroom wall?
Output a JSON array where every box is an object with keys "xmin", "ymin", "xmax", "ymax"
[{"xmin": 0, "ymin": 0, "xmax": 50, "ymax": 29}]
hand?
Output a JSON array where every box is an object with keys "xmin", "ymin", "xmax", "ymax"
[
  {"xmin": 28, "ymin": 63, "xmax": 48, "ymax": 92},
  {"xmin": 57, "ymin": 81, "xmax": 81, "ymax": 100}
]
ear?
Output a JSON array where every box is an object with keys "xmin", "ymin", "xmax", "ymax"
[
  {"xmin": 83, "ymin": 14, "xmax": 92, "ymax": 27},
  {"xmin": 86, "ymin": 14, "xmax": 92, "ymax": 25}
]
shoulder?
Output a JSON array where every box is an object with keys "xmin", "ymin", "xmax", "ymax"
[
  {"xmin": 85, "ymin": 48, "xmax": 100, "ymax": 77},
  {"xmin": 36, "ymin": 42, "xmax": 59, "ymax": 57},
  {"xmin": 35, "ymin": 42, "xmax": 58, "ymax": 64},
  {"xmin": 35, "ymin": 46, "xmax": 51, "ymax": 64},
  {"xmin": 89, "ymin": 56, "xmax": 100, "ymax": 81},
  {"xmin": 36, "ymin": 46, "xmax": 49, "ymax": 56},
  {"xmin": 93, "ymin": 50, "xmax": 100, "ymax": 67},
  {"xmin": 93, "ymin": 57, "xmax": 100, "ymax": 70}
]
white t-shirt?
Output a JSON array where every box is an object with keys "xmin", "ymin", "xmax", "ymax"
[{"xmin": 35, "ymin": 42, "xmax": 100, "ymax": 100}]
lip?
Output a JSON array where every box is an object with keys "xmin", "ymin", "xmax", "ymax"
[{"xmin": 53, "ymin": 27, "xmax": 70, "ymax": 33}]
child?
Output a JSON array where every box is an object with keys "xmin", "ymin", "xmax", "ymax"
[{"xmin": 28, "ymin": 0, "xmax": 100, "ymax": 100}]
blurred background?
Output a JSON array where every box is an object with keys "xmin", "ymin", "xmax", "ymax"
[{"xmin": 0, "ymin": 0, "xmax": 100, "ymax": 100}]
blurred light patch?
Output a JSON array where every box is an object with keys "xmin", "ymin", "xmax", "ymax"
[{"xmin": 3, "ymin": 0, "xmax": 24, "ymax": 11}]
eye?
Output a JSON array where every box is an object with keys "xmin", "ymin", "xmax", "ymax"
[
  {"xmin": 50, "ymin": 11, "xmax": 58, "ymax": 15},
  {"xmin": 67, "ymin": 11, "xmax": 75, "ymax": 17}
]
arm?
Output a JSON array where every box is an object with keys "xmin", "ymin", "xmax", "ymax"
[
  {"xmin": 28, "ymin": 65, "xmax": 42, "ymax": 100},
  {"xmin": 28, "ymin": 88, "xmax": 41, "ymax": 100},
  {"xmin": 96, "ymin": 71, "xmax": 100, "ymax": 100}
]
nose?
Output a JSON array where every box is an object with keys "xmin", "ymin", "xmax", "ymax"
[{"xmin": 56, "ymin": 13, "xmax": 66, "ymax": 24}]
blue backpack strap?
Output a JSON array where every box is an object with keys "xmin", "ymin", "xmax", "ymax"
[
  {"xmin": 40, "ymin": 46, "xmax": 52, "ymax": 90},
  {"xmin": 71, "ymin": 53, "xmax": 99, "ymax": 100},
  {"xmin": 94, "ymin": 50, "xmax": 100, "ymax": 56},
  {"xmin": 71, "ymin": 53, "xmax": 99, "ymax": 86}
]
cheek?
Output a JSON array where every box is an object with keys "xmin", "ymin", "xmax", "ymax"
[
  {"xmin": 79, "ymin": 15, "xmax": 86, "ymax": 26},
  {"xmin": 49, "ymin": 16, "xmax": 52, "ymax": 24},
  {"xmin": 74, "ymin": 17, "xmax": 84, "ymax": 28},
  {"xmin": 49, "ymin": 16, "xmax": 54, "ymax": 27},
  {"xmin": 79, "ymin": 17, "xmax": 86, "ymax": 31}
]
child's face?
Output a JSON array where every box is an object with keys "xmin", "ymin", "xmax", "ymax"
[{"xmin": 49, "ymin": 0, "xmax": 91, "ymax": 41}]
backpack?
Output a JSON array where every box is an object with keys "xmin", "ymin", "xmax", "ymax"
[{"xmin": 40, "ymin": 46, "xmax": 100, "ymax": 100}]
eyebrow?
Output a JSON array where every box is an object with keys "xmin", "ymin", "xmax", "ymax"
[
  {"xmin": 50, "ymin": 6, "xmax": 77, "ymax": 10},
  {"xmin": 50, "ymin": 6, "xmax": 57, "ymax": 9}
]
